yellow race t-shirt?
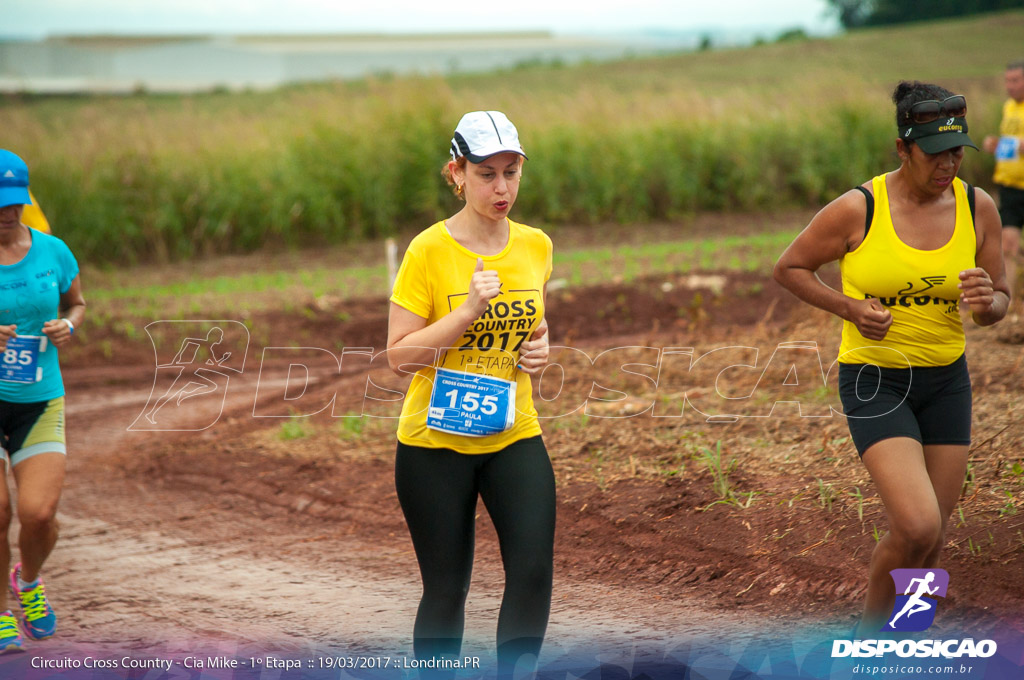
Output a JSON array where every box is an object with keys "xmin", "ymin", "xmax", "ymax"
[
  {"xmin": 390, "ymin": 219, "xmax": 552, "ymax": 454},
  {"xmin": 839, "ymin": 174, "xmax": 976, "ymax": 368},
  {"xmin": 993, "ymin": 98, "xmax": 1024, "ymax": 190}
]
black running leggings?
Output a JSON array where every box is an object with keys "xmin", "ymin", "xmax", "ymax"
[{"xmin": 395, "ymin": 435, "xmax": 556, "ymax": 675}]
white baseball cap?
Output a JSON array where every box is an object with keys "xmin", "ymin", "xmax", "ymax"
[{"xmin": 450, "ymin": 111, "xmax": 527, "ymax": 163}]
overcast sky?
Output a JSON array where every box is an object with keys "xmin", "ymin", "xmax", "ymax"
[{"xmin": 5, "ymin": 0, "xmax": 839, "ymax": 38}]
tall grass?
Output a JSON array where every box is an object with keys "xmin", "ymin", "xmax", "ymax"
[{"xmin": 2, "ymin": 11, "xmax": 1020, "ymax": 264}]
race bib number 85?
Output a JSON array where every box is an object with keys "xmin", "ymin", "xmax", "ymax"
[
  {"xmin": 427, "ymin": 368, "xmax": 517, "ymax": 437},
  {"xmin": 1, "ymin": 335, "xmax": 47, "ymax": 384}
]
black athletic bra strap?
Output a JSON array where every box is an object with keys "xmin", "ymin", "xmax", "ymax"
[
  {"xmin": 851, "ymin": 184, "xmax": 969, "ymax": 237},
  {"xmin": 854, "ymin": 186, "xmax": 873, "ymax": 237}
]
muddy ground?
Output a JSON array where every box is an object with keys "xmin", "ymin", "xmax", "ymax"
[{"xmin": 3, "ymin": 260, "xmax": 1023, "ymax": 674}]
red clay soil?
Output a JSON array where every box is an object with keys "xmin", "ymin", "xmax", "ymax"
[{"xmin": 51, "ymin": 270, "xmax": 1024, "ymax": 656}]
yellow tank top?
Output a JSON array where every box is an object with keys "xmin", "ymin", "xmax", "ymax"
[
  {"xmin": 838, "ymin": 174, "xmax": 975, "ymax": 368},
  {"xmin": 390, "ymin": 219, "xmax": 552, "ymax": 454}
]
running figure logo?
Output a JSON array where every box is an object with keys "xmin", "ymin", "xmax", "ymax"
[
  {"xmin": 883, "ymin": 568, "xmax": 949, "ymax": 632},
  {"xmin": 130, "ymin": 321, "xmax": 249, "ymax": 431}
]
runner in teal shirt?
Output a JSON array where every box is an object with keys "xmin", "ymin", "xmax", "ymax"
[
  {"xmin": 0, "ymin": 230, "xmax": 79, "ymax": 403},
  {"xmin": 0, "ymin": 149, "xmax": 86, "ymax": 654}
]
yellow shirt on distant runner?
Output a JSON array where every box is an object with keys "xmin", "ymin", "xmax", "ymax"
[
  {"xmin": 839, "ymin": 174, "xmax": 976, "ymax": 368},
  {"xmin": 23, "ymin": 190, "xmax": 51, "ymax": 233},
  {"xmin": 391, "ymin": 219, "xmax": 552, "ymax": 454},
  {"xmin": 993, "ymin": 98, "xmax": 1024, "ymax": 189}
]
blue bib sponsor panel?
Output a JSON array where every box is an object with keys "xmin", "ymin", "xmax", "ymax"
[
  {"xmin": 996, "ymin": 136, "xmax": 1020, "ymax": 161},
  {"xmin": 0, "ymin": 335, "xmax": 47, "ymax": 383},
  {"xmin": 427, "ymin": 369, "xmax": 517, "ymax": 437},
  {"xmin": 0, "ymin": 231, "xmax": 78, "ymax": 402}
]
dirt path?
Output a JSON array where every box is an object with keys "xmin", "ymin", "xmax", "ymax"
[
  {"xmin": 18, "ymin": 352, "xmax": 789, "ymax": 669},
  {"xmin": 44, "ymin": 513, "xmax": 776, "ymax": 659},
  {"xmin": 3, "ymin": 271, "xmax": 1021, "ymax": 679}
]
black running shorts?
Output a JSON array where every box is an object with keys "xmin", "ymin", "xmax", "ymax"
[
  {"xmin": 997, "ymin": 184, "xmax": 1024, "ymax": 230},
  {"xmin": 838, "ymin": 354, "xmax": 971, "ymax": 456}
]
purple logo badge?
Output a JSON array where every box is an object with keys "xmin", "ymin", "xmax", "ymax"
[{"xmin": 883, "ymin": 568, "xmax": 949, "ymax": 632}]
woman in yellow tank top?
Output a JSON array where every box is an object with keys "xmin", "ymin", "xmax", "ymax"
[{"xmin": 774, "ymin": 82, "xmax": 1008, "ymax": 633}]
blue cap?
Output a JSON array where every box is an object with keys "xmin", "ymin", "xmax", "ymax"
[{"xmin": 0, "ymin": 150, "xmax": 32, "ymax": 208}]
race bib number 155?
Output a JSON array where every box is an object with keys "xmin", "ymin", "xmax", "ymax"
[{"xmin": 427, "ymin": 368, "xmax": 517, "ymax": 437}]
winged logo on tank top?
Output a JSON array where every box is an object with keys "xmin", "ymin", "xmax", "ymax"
[{"xmin": 898, "ymin": 276, "xmax": 947, "ymax": 296}]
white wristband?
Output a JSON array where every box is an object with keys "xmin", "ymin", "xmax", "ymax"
[{"xmin": 62, "ymin": 318, "xmax": 74, "ymax": 335}]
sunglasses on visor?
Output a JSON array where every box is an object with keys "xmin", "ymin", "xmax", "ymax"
[{"xmin": 908, "ymin": 95, "xmax": 967, "ymax": 124}]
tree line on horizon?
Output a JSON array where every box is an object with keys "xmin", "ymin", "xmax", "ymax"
[{"xmin": 828, "ymin": 0, "xmax": 1024, "ymax": 28}]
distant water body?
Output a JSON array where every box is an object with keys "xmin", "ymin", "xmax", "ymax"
[{"xmin": 0, "ymin": 31, "xmax": 765, "ymax": 93}]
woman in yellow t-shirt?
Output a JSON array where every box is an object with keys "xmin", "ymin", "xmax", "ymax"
[
  {"xmin": 387, "ymin": 111, "xmax": 553, "ymax": 677},
  {"xmin": 775, "ymin": 81, "xmax": 1008, "ymax": 634}
]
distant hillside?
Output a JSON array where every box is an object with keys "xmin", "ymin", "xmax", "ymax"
[
  {"xmin": 1, "ymin": 10, "xmax": 1020, "ymax": 263},
  {"xmin": 0, "ymin": 31, "xmax": 698, "ymax": 94}
]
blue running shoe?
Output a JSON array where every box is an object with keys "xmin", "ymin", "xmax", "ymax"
[
  {"xmin": 9, "ymin": 564, "xmax": 56, "ymax": 640},
  {"xmin": 0, "ymin": 610, "xmax": 24, "ymax": 653}
]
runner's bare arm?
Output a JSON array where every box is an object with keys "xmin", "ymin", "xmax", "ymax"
[
  {"xmin": 0, "ymin": 323, "xmax": 15, "ymax": 349},
  {"xmin": 774, "ymin": 190, "xmax": 893, "ymax": 340},
  {"xmin": 517, "ymin": 284, "xmax": 549, "ymax": 375},
  {"xmin": 387, "ymin": 259, "xmax": 502, "ymax": 374},
  {"xmin": 387, "ymin": 303, "xmax": 474, "ymax": 374},
  {"xmin": 42, "ymin": 275, "xmax": 85, "ymax": 349},
  {"xmin": 960, "ymin": 188, "xmax": 1010, "ymax": 326}
]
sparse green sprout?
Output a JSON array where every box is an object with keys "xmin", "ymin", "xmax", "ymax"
[
  {"xmin": 278, "ymin": 419, "xmax": 312, "ymax": 441},
  {"xmin": 337, "ymin": 413, "xmax": 366, "ymax": 440},
  {"xmin": 816, "ymin": 478, "xmax": 837, "ymax": 512},
  {"xmin": 848, "ymin": 486, "xmax": 865, "ymax": 523},
  {"xmin": 697, "ymin": 441, "xmax": 756, "ymax": 510}
]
